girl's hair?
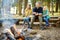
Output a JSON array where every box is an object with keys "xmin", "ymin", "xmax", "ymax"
[
  {"xmin": 26, "ymin": 4, "xmax": 31, "ymax": 9},
  {"xmin": 43, "ymin": 6, "xmax": 48, "ymax": 10},
  {"xmin": 28, "ymin": 4, "xmax": 31, "ymax": 7}
]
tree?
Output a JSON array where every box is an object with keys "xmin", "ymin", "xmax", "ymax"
[
  {"xmin": 17, "ymin": 0, "xmax": 22, "ymax": 15},
  {"xmin": 24, "ymin": 0, "xmax": 28, "ymax": 9},
  {"xmin": 58, "ymin": 0, "xmax": 60, "ymax": 12},
  {"xmin": 56, "ymin": 0, "xmax": 59, "ymax": 12},
  {"xmin": 47, "ymin": 0, "xmax": 50, "ymax": 11},
  {"xmin": 31, "ymin": 0, "xmax": 36, "ymax": 7}
]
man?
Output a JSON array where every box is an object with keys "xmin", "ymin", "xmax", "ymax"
[{"xmin": 31, "ymin": 2, "xmax": 44, "ymax": 30}]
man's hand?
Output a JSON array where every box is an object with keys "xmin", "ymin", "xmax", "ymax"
[
  {"xmin": 39, "ymin": 13, "xmax": 42, "ymax": 16},
  {"xmin": 33, "ymin": 12, "xmax": 38, "ymax": 16},
  {"xmin": 33, "ymin": 12, "xmax": 36, "ymax": 15},
  {"xmin": 35, "ymin": 13, "xmax": 39, "ymax": 16}
]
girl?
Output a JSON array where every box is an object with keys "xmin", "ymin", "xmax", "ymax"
[{"xmin": 43, "ymin": 6, "xmax": 50, "ymax": 28}]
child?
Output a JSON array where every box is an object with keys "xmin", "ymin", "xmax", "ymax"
[
  {"xmin": 24, "ymin": 4, "xmax": 32, "ymax": 29},
  {"xmin": 43, "ymin": 6, "xmax": 50, "ymax": 28}
]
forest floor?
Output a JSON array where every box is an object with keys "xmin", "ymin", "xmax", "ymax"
[{"xmin": 17, "ymin": 25, "xmax": 60, "ymax": 40}]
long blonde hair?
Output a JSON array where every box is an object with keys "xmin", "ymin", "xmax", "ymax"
[{"xmin": 43, "ymin": 6, "xmax": 48, "ymax": 10}]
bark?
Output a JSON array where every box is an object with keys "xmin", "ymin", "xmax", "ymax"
[
  {"xmin": 17, "ymin": 0, "xmax": 22, "ymax": 15},
  {"xmin": 32, "ymin": 0, "xmax": 36, "ymax": 7},
  {"xmin": 56, "ymin": 0, "xmax": 59, "ymax": 12},
  {"xmin": 24, "ymin": 0, "xmax": 28, "ymax": 9},
  {"xmin": 47, "ymin": 0, "xmax": 50, "ymax": 11}
]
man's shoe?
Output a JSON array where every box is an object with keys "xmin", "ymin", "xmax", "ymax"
[
  {"xmin": 28, "ymin": 27, "xmax": 32, "ymax": 29},
  {"xmin": 40, "ymin": 27, "xmax": 46, "ymax": 30}
]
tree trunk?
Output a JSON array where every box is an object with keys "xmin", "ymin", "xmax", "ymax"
[
  {"xmin": 32, "ymin": 0, "xmax": 36, "ymax": 7},
  {"xmin": 47, "ymin": 0, "xmax": 50, "ymax": 11},
  {"xmin": 24, "ymin": 0, "xmax": 28, "ymax": 9},
  {"xmin": 56, "ymin": 0, "xmax": 59, "ymax": 12},
  {"xmin": 17, "ymin": 0, "xmax": 22, "ymax": 15}
]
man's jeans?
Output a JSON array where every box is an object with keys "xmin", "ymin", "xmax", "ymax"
[{"xmin": 31, "ymin": 15, "xmax": 43, "ymax": 28}]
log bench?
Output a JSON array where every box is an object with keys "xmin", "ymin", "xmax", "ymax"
[
  {"xmin": 55, "ymin": 17, "xmax": 60, "ymax": 27},
  {"xmin": 49, "ymin": 16, "xmax": 59, "ymax": 26},
  {"xmin": 15, "ymin": 16, "xmax": 59, "ymax": 27}
]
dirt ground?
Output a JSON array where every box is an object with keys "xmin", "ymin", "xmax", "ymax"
[{"xmin": 17, "ymin": 25, "xmax": 60, "ymax": 40}]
